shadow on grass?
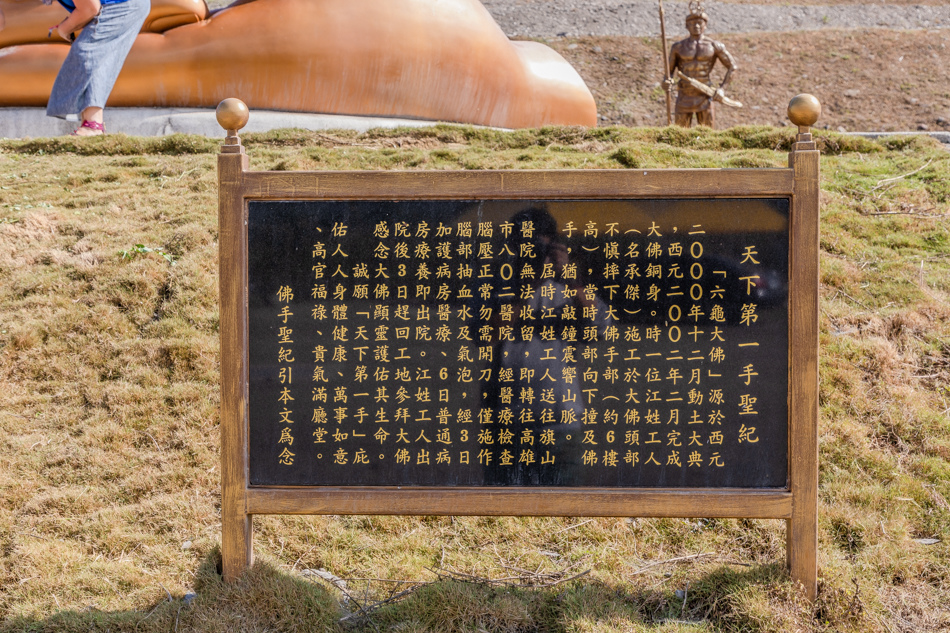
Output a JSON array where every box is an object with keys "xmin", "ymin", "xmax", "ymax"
[
  {"xmin": 1, "ymin": 552, "xmax": 806, "ymax": 633},
  {"xmin": 0, "ymin": 549, "xmax": 340, "ymax": 633},
  {"xmin": 346, "ymin": 562, "xmax": 800, "ymax": 632}
]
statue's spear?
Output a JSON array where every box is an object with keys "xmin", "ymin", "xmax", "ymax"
[{"xmin": 658, "ymin": 0, "xmax": 673, "ymax": 125}]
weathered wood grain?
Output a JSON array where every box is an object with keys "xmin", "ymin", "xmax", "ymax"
[
  {"xmin": 246, "ymin": 487, "xmax": 793, "ymax": 518},
  {"xmin": 240, "ymin": 169, "xmax": 794, "ymax": 200},
  {"xmin": 787, "ymin": 138, "xmax": 820, "ymax": 601},
  {"xmin": 219, "ymin": 145, "xmax": 252, "ymax": 582}
]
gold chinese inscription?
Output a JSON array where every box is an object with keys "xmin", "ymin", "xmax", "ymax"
[{"xmin": 247, "ymin": 199, "xmax": 789, "ymax": 488}]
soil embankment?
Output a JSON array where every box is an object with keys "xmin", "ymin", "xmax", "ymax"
[{"xmin": 478, "ymin": 1, "xmax": 950, "ymax": 130}]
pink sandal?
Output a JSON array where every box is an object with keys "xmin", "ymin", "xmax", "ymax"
[{"xmin": 71, "ymin": 120, "xmax": 105, "ymax": 136}]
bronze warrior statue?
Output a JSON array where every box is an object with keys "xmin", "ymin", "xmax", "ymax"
[{"xmin": 664, "ymin": 1, "xmax": 738, "ymax": 128}]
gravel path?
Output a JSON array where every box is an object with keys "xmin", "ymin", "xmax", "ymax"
[{"xmin": 482, "ymin": 1, "xmax": 950, "ymax": 37}]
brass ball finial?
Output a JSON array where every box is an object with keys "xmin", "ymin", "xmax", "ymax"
[
  {"xmin": 216, "ymin": 98, "xmax": 249, "ymax": 133},
  {"xmin": 787, "ymin": 94, "xmax": 821, "ymax": 128}
]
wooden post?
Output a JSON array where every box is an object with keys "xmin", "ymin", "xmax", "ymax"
[
  {"xmin": 217, "ymin": 99, "xmax": 252, "ymax": 582},
  {"xmin": 658, "ymin": 0, "xmax": 673, "ymax": 126},
  {"xmin": 786, "ymin": 94, "xmax": 821, "ymax": 601}
]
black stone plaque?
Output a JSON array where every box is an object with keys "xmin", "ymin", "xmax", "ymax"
[{"xmin": 247, "ymin": 199, "xmax": 789, "ymax": 488}]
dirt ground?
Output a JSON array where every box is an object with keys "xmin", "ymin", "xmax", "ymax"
[
  {"xmin": 716, "ymin": 0, "xmax": 943, "ymax": 5},
  {"xmin": 543, "ymin": 29, "xmax": 950, "ymax": 131}
]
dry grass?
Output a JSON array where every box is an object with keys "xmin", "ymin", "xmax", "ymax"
[{"xmin": 0, "ymin": 126, "xmax": 948, "ymax": 632}]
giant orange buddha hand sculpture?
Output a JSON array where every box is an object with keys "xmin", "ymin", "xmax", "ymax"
[
  {"xmin": 0, "ymin": 0, "xmax": 597, "ymax": 128},
  {"xmin": 0, "ymin": 0, "xmax": 208, "ymax": 48}
]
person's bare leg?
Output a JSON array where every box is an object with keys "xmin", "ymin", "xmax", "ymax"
[{"xmin": 75, "ymin": 105, "xmax": 104, "ymax": 135}]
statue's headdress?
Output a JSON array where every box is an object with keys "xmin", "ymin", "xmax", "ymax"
[{"xmin": 686, "ymin": 0, "xmax": 709, "ymax": 23}]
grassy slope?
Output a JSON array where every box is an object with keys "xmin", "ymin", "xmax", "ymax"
[{"xmin": 0, "ymin": 127, "xmax": 947, "ymax": 632}]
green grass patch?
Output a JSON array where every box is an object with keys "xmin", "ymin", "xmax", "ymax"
[{"xmin": 0, "ymin": 126, "xmax": 948, "ymax": 632}]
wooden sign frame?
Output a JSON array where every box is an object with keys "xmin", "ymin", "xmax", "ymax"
[{"xmin": 218, "ymin": 129, "xmax": 819, "ymax": 599}]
